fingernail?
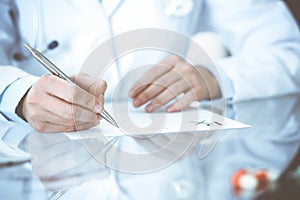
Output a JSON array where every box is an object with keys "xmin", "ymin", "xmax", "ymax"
[
  {"xmin": 129, "ymin": 90, "xmax": 135, "ymax": 98},
  {"xmin": 128, "ymin": 89, "xmax": 133, "ymax": 96},
  {"xmin": 133, "ymin": 99, "xmax": 140, "ymax": 107},
  {"xmin": 167, "ymin": 105, "xmax": 176, "ymax": 112},
  {"xmin": 94, "ymin": 104, "xmax": 103, "ymax": 113},
  {"xmin": 146, "ymin": 104, "xmax": 159, "ymax": 113},
  {"xmin": 98, "ymin": 94, "xmax": 104, "ymax": 100},
  {"xmin": 146, "ymin": 105, "xmax": 153, "ymax": 113}
]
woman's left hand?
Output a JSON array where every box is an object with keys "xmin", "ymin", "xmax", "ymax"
[{"xmin": 129, "ymin": 55, "xmax": 222, "ymax": 112}]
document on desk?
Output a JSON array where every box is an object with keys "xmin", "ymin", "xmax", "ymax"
[{"xmin": 66, "ymin": 102, "xmax": 249, "ymax": 140}]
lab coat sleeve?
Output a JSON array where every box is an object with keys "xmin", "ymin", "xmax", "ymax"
[
  {"xmin": 0, "ymin": 0, "xmax": 39, "ymax": 122},
  {"xmin": 203, "ymin": 0, "xmax": 300, "ymax": 101},
  {"xmin": 0, "ymin": 68, "xmax": 38, "ymax": 122},
  {"xmin": 190, "ymin": 32, "xmax": 235, "ymax": 100}
]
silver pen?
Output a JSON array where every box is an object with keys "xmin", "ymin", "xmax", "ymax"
[{"xmin": 24, "ymin": 44, "xmax": 119, "ymax": 128}]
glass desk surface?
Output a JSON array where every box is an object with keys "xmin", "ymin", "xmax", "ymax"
[{"xmin": 1, "ymin": 94, "xmax": 299, "ymax": 200}]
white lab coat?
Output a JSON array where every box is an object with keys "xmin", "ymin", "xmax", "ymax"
[
  {"xmin": 0, "ymin": 0, "xmax": 300, "ymax": 128},
  {"xmin": 0, "ymin": 1, "xmax": 300, "ymax": 198}
]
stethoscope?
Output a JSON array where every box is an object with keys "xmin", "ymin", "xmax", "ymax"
[
  {"xmin": 101, "ymin": 0, "xmax": 195, "ymax": 82},
  {"xmin": 11, "ymin": 0, "xmax": 194, "ymax": 63},
  {"xmin": 100, "ymin": 1, "xmax": 194, "ymax": 198},
  {"xmin": 11, "ymin": 0, "xmax": 59, "ymax": 62},
  {"xmin": 163, "ymin": 0, "xmax": 194, "ymax": 17},
  {"xmin": 9, "ymin": 1, "xmax": 195, "ymax": 200}
]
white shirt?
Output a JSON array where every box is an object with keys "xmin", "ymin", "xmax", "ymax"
[{"xmin": 0, "ymin": 0, "xmax": 300, "ymax": 138}]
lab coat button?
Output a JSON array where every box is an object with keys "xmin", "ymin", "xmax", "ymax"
[{"xmin": 170, "ymin": 179, "xmax": 195, "ymax": 199}]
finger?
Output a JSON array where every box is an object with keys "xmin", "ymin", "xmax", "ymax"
[
  {"xmin": 129, "ymin": 56, "xmax": 179, "ymax": 98},
  {"xmin": 35, "ymin": 121, "xmax": 99, "ymax": 133},
  {"xmin": 167, "ymin": 90, "xmax": 198, "ymax": 112},
  {"xmin": 42, "ymin": 94, "xmax": 100, "ymax": 122},
  {"xmin": 41, "ymin": 110, "xmax": 100, "ymax": 128},
  {"xmin": 71, "ymin": 73, "xmax": 107, "ymax": 101},
  {"xmin": 26, "ymin": 131, "xmax": 71, "ymax": 149},
  {"xmin": 44, "ymin": 75, "xmax": 103, "ymax": 114},
  {"xmin": 31, "ymin": 140, "xmax": 84, "ymax": 163},
  {"xmin": 33, "ymin": 147, "xmax": 91, "ymax": 177},
  {"xmin": 40, "ymin": 111, "xmax": 76, "ymax": 127},
  {"xmin": 72, "ymin": 86, "xmax": 104, "ymax": 113},
  {"xmin": 145, "ymin": 79, "xmax": 190, "ymax": 112},
  {"xmin": 129, "ymin": 65, "xmax": 172, "ymax": 98},
  {"xmin": 40, "ymin": 167, "xmax": 109, "ymax": 191},
  {"xmin": 133, "ymin": 69, "xmax": 182, "ymax": 107},
  {"xmin": 67, "ymin": 121, "xmax": 101, "ymax": 131}
]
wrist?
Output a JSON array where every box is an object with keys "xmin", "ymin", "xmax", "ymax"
[
  {"xmin": 196, "ymin": 66, "xmax": 222, "ymax": 100},
  {"xmin": 15, "ymin": 89, "xmax": 29, "ymax": 122}
]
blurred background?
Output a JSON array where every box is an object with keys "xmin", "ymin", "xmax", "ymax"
[{"xmin": 286, "ymin": 0, "xmax": 300, "ymax": 25}]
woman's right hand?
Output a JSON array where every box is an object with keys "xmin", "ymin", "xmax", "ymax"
[{"xmin": 16, "ymin": 73, "xmax": 107, "ymax": 133}]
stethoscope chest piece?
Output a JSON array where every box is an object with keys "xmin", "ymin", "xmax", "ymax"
[{"xmin": 163, "ymin": 0, "xmax": 194, "ymax": 17}]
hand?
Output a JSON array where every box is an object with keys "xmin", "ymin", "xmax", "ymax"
[
  {"xmin": 25, "ymin": 131, "xmax": 109, "ymax": 191},
  {"xmin": 16, "ymin": 73, "xmax": 107, "ymax": 133},
  {"xmin": 129, "ymin": 55, "xmax": 222, "ymax": 113}
]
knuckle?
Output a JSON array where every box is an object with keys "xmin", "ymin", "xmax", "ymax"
[
  {"xmin": 66, "ymin": 119, "xmax": 76, "ymax": 128},
  {"xmin": 181, "ymin": 65, "xmax": 194, "ymax": 74},
  {"xmin": 28, "ymin": 110, "xmax": 41, "ymax": 119},
  {"xmin": 61, "ymin": 106, "xmax": 74, "ymax": 119},
  {"xmin": 86, "ymin": 82, "xmax": 96, "ymax": 94},
  {"xmin": 65, "ymin": 85, "xmax": 76, "ymax": 102},
  {"xmin": 99, "ymin": 80, "xmax": 107, "ymax": 90},
  {"xmin": 26, "ymin": 93, "xmax": 40, "ymax": 106},
  {"xmin": 152, "ymin": 98, "xmax": 164, "ymax": 106},
  {"xmin": 194, "ymin": 87, "xmax": 203, "ymax": 100},
  {"xmin": 168, "ymin": 85, "xmax": 179, "ymax": 95},
  {"xmin": 72, "ymin": 123, "xmax": 93, "ymax": 131},
  {"xmin": 64, "ymin": 126, "xmax": 76, "ymax": 132},
  {"xmin": 34, "ymin": 123, "xmax": 46, "ymax": 133},
  {"xmin": 83, "ymin": 122, "xmax": 96, "ymax": 130},
  {"xmin": 170, "ymin": 55, "xmax": 180, "ymax": 62},
  {"xmin": 39, "ymin": 74, "xmax": 51, "ymax": 84},
  {"xmin": 196, "ymin": 87, "xmax": 202, "ymax": 95},
  {"xmin": 74, "ymin": 125, "xmax": 84, "ymax": 131},
  {"xmin": 161, "ymin": 64, "xmax": 172, "ymax": 71},
  {"xmin": 149, "ymin": 66, "xmax": 161, "ymax": 76},
  {"xmin": 27, "ymin": 87, "xmax": 47, "ymax": 106},
  {"xmin": 98, "ymin": 94, "xmax": 104, "ymax": 102},
  {"xmin": 188, "ymin": 74, "xmax": 198, "ymax": 85},
  {"xmin": 85, "ymin": 96, "xmax": 96, "ymax": 108},
  {"xmin": 39, "ymin": 74, "xmax": 57, "ymax": 88},
  {"xmin": 72, "ymin": 108, "xmax": 81, "ymax": 119},
  {"xmin": 69, "ymin": 74, "xmax": 76, "ymax": 82},
  {"xmin": 157, "ymin": 79, "xmax": 168, "ymax": 88},
  {"xmin": 139, "ymin": 92, "xmax": 151, "ymax": 102}
]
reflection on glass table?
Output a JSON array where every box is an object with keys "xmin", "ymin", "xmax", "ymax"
[{"xmin": 0, "ymin": 94, "xmax": 299, "ymax": 200}]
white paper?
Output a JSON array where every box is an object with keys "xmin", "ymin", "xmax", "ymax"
[{"xmin": 66, "ymin": 102, "xmax": 250, "ymax": 140}]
